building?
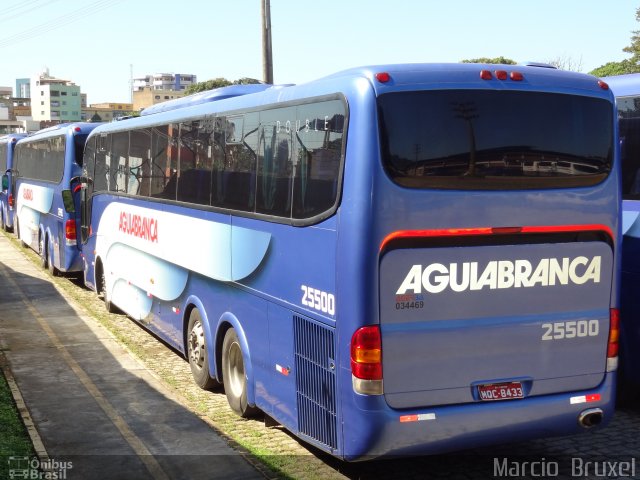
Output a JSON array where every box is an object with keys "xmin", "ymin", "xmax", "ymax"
[
  {"xmin": 131, "ymin": 73, "xmax": 196, "ymax": 111},
  {"xmin": 0, "ymin": 97, "xmax": 36, "ymax": 133},
  {"xmin": 16, "ymin": 78, "xmax": 30, "ymax": 98},
  {"xmin": 82, "ymin": 102, "xmax": 133, "ymax": 123},
  {"xmin": 30, "ymin": 69, "xmax": 82, "ymax": 123},
  {"xmin": 132, "ymin": 73, "xmax": 196, "ymax": 92}
]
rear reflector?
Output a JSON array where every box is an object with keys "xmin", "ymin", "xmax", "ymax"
[
  {"xmin": 375, "ymin": 72, "xmax": 391, "ymax": 83},
  {"xmin": 570, "ymin": 393, "xmax": 601, "ymax": 405}
]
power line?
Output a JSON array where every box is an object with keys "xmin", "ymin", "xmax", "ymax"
[
  {"xmin": 0, "ymin": 0, "xmax": 62, "ymax": 23},
  {"xmin": 0, "ymin": 0, "xmax": 125, "ymax": 49}
]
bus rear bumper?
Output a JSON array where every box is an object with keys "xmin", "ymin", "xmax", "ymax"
[{"xmin": 341, "ymin": 373, "xmax": 615, "ymax": 461}]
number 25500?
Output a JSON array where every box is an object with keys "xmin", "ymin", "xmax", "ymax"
[
  {"xmin": 541, "ymin": 320, "xmax": 599, "ymax": 341},
  {"xmin": 301, "ymin": 285, "xmax": 335, "ymax": 315}
]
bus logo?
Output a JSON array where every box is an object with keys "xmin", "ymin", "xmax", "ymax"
[
  {"xmin": 118, "ymin": 211, "xmax": 158, "ymax": 243},
  {"xmin": 22, "ymin": 188, "xmax": 33, "ymax": 201},
  {"xmin": 396, "ymin": 256, "xmax": 601, "ymax": 295}
]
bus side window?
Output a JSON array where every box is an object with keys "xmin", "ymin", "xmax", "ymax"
[
  {"xmin": 129, "ymin": 128, "xmax": 151, "ymax": 196},
  {"xmin": 257, "ymin": 107, "xmax": 293, "ymax": 217},
  {"xmin": 293, "ymin": 101, "xmax": 344, "ymax": 219},
  {"xmin": 94, "ymin": 134, "xmax": 109, "ymax": 192},
  {"xmin": 150, "ymin": 124, "xmax": 177, "ymax": 200},
  {"xmin": 176, "ymin": 121, "xmax": 213, "ymax": 205},
  {"xmin": 110, "ymin": 132, "xmax": 129, "ymax": 193},
  {"xmin": 219, "ymin": 114, "xmax": 256, "ymax": 212}
]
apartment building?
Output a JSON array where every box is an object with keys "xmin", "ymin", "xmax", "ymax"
[{"xmin": 30, "ymin": 69, "xmax": 82, "ymax": 123}]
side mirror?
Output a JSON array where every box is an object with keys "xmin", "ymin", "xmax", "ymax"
[
  {"xmin": 1, "ymin": 174, "xmax": 8, "ymax": 190},
  {"xmin": 61, "ymin": 189, "xmax": 75, "ymax": 213}
]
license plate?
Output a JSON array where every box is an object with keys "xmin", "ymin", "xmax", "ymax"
[{"xmin": 478, "ymin": 382, "xmax": 524, "ymax": 401}]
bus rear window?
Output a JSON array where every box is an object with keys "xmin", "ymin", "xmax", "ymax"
[{"xmin": 378, "ymin": 90, "xmax": 612, "ymax": 190}]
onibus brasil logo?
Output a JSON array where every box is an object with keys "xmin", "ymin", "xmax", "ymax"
[{"xmin": 8, "ymin": 456, "xmax": 73, "ymax": 479}]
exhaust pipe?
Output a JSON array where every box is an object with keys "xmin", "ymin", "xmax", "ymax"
[{"xmin": 578, "ymin": 408, "xmax": 603, "ymax": 428}]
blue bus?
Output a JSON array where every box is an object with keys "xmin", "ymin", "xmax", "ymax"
[
  {"xmin": 79, "ymin": 64, "xmax": 619, "ymax": 460},
  {"xmin": 603, "ymin": 73, "xmax": 640, "ymax": 394},
  {"xmin": 0, "ymin": 133, "xmax": 27, "ymax": 232},
  {"xmin": 11, "ymin": 123, "xmax": 99, "ymax": 275}
]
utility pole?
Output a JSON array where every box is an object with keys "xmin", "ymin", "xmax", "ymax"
[{"xmin": 261, "ymin": 0, "xmax": 273, "ymax": 84}]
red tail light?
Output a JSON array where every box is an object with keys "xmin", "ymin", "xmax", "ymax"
[
  {"xmin": 495, "ymin": 70, "xmax": 508, "ymax": 80},
  {"xmin": 351, "ymin": 325, "xmax": 382, "ymax": 380},
  {"xmin": 65, "ymin": 219, "xmax": 77, "ymax": 240},
  {"xmin": 8, "ymin": 193, "xmax": 13, "ymax": 207},
  {"xmin": 375, "ymin": 72, "xmax": 391, "ymax": 83},
  {"xmin": 607, "ymin": 308, "xmax": 619, "ymax": 359}
]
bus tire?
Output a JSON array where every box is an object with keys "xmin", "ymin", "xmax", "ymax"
[
  {"xmin": 222, "ymin": 327, "xmax": 258, "ymax": 418},
  {"xmin": 16, "ymin": 219, "xmax": 27, "ymax": 248},
  {"xmin": 47, "ymin": 237, "xmax": 59, "ymax": 276},
  {"xmin": 39, "ymin": 233, "xmax": 48, "ymax": 270},
  {"xmin": 98, "ymin": 263, "xmax": 118, "ymax": 314},
  {"xmin": 186, "ymin": 309, "xmax": 220, "ymax": 390}
]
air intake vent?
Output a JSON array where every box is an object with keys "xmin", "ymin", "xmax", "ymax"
[{"xmin": 293, "ymin": 315, "xmax": 338, "ymax": 450}]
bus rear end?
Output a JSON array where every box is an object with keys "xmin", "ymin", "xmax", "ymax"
[{"xmin": 340, "ymin": 64, "xmax": 619, "ymax": 459}]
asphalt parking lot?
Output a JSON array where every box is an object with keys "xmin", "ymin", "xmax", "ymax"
[{"xmin": 1, "ymin": 231, "xmax": 639, "ymax": 480}]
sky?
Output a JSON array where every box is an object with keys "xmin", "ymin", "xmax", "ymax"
[{"xmin": 0, "ymin": 0, "xmax": 638, "ymax": 105}]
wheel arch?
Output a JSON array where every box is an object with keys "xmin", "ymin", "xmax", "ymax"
[{"xmin": 215, "ymin": 312, "xmax": 256, "ymax": 407}]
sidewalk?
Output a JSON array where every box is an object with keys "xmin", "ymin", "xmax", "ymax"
[{"xmin": 0, "ymin": 233, "xmax": 264, "ymax": 480}]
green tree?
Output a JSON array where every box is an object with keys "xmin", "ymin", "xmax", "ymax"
[
  {"xmin": 233, "ymin": 77, "xmax": 262, "ymax": 85},
  {"xmin": 589, "ymin": 6, "xmax": 640, "ymax": 76},
  {"xmin": 591, "ymin": 59, "xmax": 640, "ymax": 77},
  {"xmin": 460, "ymin": 56, "xmax": 516, "ymax": 65},
  {"xmin": 184, "ymin": 77, "xmax": 233, "ymax": 95},
  {"xmin": 184, "ymin": 77, "xmax": 263, "ymax": 95}
]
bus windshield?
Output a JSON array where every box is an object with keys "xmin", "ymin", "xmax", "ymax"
[{"xmin": 378, "ymin": 90, "xmax": 612, "ymax": 190}]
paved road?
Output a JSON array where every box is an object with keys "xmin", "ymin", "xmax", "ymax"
[{"xmin": 0, "ymin": 235, "xmax": 264, "ymax": 480}]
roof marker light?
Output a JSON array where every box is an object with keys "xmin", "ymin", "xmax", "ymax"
[
  {"xmin": 74, "ymin": 126, "xmax": 81, "ymax": 132},
  {"xmin": 375, "ymin": 72, "xmax": 391, "ymax": 83},
  {"xmin": 480, "ymin": 70, "xmax": 493, "ymax": 80},
  {"xmin": 598, "ymin": 80, "xmax": 609, "ymax": 90},
  {"xmin": 495, "ymin": 70, "xmax": 508, "ymax": 80},
  {"xmin": 510, "ymin": 71, "xmax": 524, "ymax": 81}
]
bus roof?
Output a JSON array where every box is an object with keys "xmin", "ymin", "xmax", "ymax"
[
  {"xmin": 0, "ymin": 133, "xmax": 27, "ymax": 144},
  {"xmin": 601, "ymin": 73, "xmax": 640, "ymax": 97},
  {"xmin": 21, "ymin": 122, "xmax": 100, "ymax": 141},
  {"xmin": 140, "ymin": 83, "xmax": 276, "ymax": 116}
]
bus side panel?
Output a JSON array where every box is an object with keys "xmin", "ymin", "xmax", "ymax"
[{"xmin": 621, "ymin": 200, "xmax": 640, "ymax": 387}]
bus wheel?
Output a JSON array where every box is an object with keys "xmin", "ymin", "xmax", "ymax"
[
  {"xmin": 99, "ymin": 265, "xmax": 117, "ymax": 314},
  {"xmin": 47, "ymin": 238, "xmax": 59, "ymax": 276},
  {"xmin": 16, "ymin": 220, "xmax": 27, "ymax": 248},
  {"xmin": 39, "ymin": 234, "xmax": 48, "ymax": 270},
  {"xmin": 222, "ymin": 327, "xmax": 258, "ymax": 418},
  {"xmin": 186, "ymin": 309, "xmax": 220, "ymax": 390}
]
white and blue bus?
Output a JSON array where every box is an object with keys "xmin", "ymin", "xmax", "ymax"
[
  {"xmin": 0, "ymin": 133, "xmax": 26, "ymax": 232},
  {"xmin": 603, "ymin": 73, "xmax": 640, "ymax": 394},
  {"xmin": 80, "ymin": 64, "xmax": 619, "ymax": 460},
  {"xmin": 11, "ymin": 123, "xmax": 99, "ymax": 275}
]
